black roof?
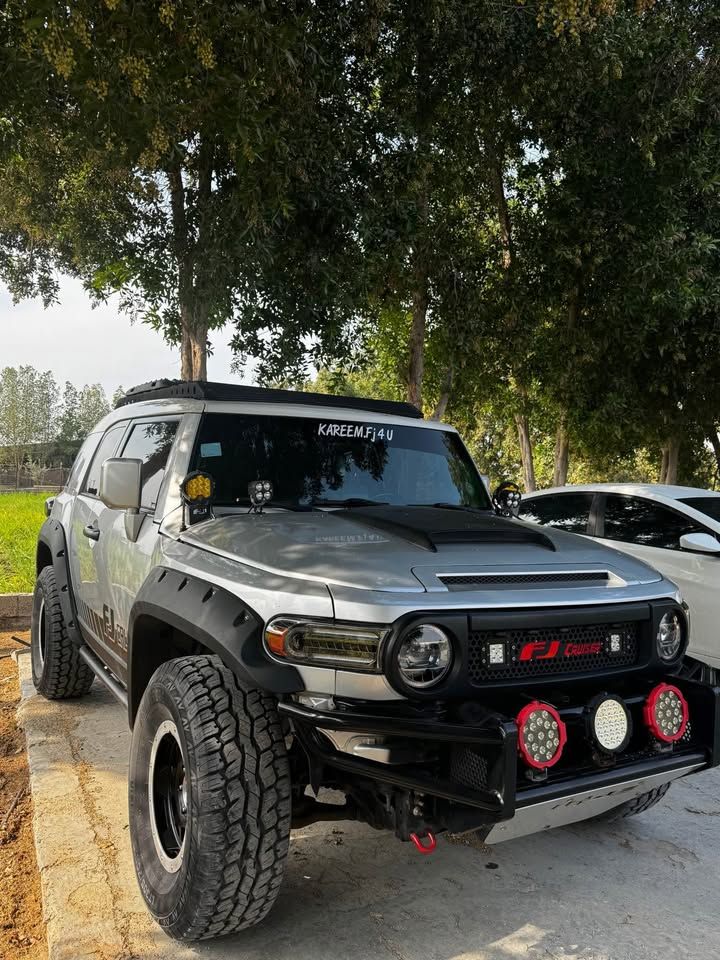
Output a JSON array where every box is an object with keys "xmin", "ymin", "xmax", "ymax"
[{"xmin": 115, "ymin": 379, "xmax": 424, "ymax": 420}]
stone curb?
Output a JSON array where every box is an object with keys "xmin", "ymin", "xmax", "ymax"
[{"xmin": 0, "ymin": 591, "xmax": 32, "ymax": 630}]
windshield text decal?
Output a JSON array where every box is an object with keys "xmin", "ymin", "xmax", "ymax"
[{"xmin": 318, "ymin": 422, "xmax": 394, "ymax": 441}]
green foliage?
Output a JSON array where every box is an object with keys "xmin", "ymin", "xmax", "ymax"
[
  {"xmin": 1, "ymin": 0, "xmax": 344, "ymax": 377},
  {"xmin": 0, "ymin": 366, "xmax": 58, "ymax": 479}
]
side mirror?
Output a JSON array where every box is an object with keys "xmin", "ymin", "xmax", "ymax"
[
  {"xmin": 99, "ymin": 458, "xmax": 144, "ymax": 542},
  {"xmin": 492, "ymin": 480, "xmax": 522, "ymax": 517},
  {"xmin": 99, "ymin": 458, "xmax": 142, "ymax": 510},
  {"xmin": 679, "ymin": 532, "xmax": 720, "ymax": 555}
]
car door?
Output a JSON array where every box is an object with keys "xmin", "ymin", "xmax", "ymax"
[
  {"xmin": 598, "ymin": 494, "xmax": 720, "ymax": 666},
  {"xmin": 95, "ymin": 416, "xmax": 182, "ymax": 681},
  {"xmin": 68, "ymin": 421, "xmax": 130, "ymax": 666}
]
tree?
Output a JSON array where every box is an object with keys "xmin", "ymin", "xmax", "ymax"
[
  {"xmin": 1, "ymin": 1, "xmax": 340, "ymax": 379},
  {"xmin": 0, "ymin": 366, "xmax": 58, "ymax": 485}
]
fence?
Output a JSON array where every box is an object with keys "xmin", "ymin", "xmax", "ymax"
[{"xmin": 0, "ymin": 465, "xmax": 69, "ymax": 491}]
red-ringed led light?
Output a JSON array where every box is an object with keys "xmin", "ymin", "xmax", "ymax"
[
  {"xmin": 643, "ymin": 683, "xmax": 689, "ymax": 743},
  {"xmin": 516, "ymin": 701, "xmax": 567, "ymax": 770}
]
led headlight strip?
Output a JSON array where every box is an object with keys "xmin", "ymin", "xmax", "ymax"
[{"xmin": 265, "ymin": 617, "xmax": 388, "ymax": 670}]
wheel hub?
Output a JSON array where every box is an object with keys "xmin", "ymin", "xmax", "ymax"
[
  {"xmin": 37, "ymin": 598, "xmax": 47, "ymax": 669},
  {"xmin": 148, "ymin": 719, "xmax": 187, "ymax": 873}
]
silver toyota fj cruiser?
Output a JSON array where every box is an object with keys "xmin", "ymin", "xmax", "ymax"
[{"xmin": 31, "ymin": 380, "xmax": 720, "ymax": 940}]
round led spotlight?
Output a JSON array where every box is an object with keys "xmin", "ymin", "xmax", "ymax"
[
  {"xmin": 588, "ymin": 694, "xmax": 631, "ymax": 754},
  {"xmin": 643, "ymin": 683, "xmax": 688, "ymax": 743},
  {"xmin": 656, "ymin": 611, "xmax": 684, "ymax": 661},
  {"xmin": 516, "ymin": 701, "xmax": 567, "ymax": 770},
  {"xmin": 396, "ymin": 624, "xmax": 452, "ymax": 688}
]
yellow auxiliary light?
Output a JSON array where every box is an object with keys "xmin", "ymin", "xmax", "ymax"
[
  {"xmin": 180, "ymin": 471, "xmax": 215, "ymax": 526},
  {"xmin": 183, "ymin": 473, "xmax": 213, "ymax": 502}
]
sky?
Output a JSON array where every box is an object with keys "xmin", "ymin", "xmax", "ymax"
[{"xmin": 0, "ymin": 275, "xmax": 256, "ymax": 397}]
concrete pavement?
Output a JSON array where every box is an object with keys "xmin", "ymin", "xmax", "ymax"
[{"xmin": 17, "ymin": 653, "xmax": 720, "ymax": 960}]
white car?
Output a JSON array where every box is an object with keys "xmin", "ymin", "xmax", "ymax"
[{"xmin": 519, "ymin": 484, "xmax": 720, "ymax": 671}]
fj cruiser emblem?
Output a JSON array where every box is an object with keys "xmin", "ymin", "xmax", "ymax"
[{"xmin": 519, "ymin": 639, "xmax": 603, "ymax": 661}]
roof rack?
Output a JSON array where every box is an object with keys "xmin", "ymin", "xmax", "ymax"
[{"xmin": 115, "ymin": 379, "xmax": 424, "ymax": 420}]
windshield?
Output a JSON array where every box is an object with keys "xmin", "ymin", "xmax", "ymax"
[
  {"xmin": 679, "ymin": 497, "xmax": 720, "ymax": 524},
  {"xmin": 191, "ymin": 412, "xmax": 491, "ymax": 509}
]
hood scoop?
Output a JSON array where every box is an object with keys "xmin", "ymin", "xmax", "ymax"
[
  {"xmin": 339, "ymin": 506, "xmax": 556, "ymax": 553},
  {"xmin": 439, "ymin": 571, "xmax": 611, "ymax": 591}
]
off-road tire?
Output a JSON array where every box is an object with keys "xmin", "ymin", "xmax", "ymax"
[
  {"xmin": 31, "ymin": 566, "xmax": 94, "ymax": 699},
  {"xmin": 593, "ymin": 783, "xmax": 671, "ymax": 823},
  {"xmin": 129, "ymin": 655, "xmax": 291, "ymax": 941}
]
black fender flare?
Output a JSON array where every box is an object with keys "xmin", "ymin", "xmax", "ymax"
[
  {"xmin": 127, "ymin": 566, "xmax": 304, "ymax": 724},
  {"xmin": 36, "ymin": 518, "xmax": 84, "ymax": 649}
]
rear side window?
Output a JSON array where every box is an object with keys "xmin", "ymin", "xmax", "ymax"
[
  {"xmin": 602, "ymin": 495, "xmax": 704, "ymax": 550},
  {"xmin": 82, "ymin": 424, "xmax": 128, "ymax": 496},
  {"xmin": 120, "ymin": 420, "xmax": 179, "ymax": 510},
  {"xmin": 519, "ymin": 493, "xmax": 594, "ymax": 534}
]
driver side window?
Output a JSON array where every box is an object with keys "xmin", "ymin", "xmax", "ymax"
[{"xmin": 119, "ymin": 419, "xmax": 179, "ymax": 511}]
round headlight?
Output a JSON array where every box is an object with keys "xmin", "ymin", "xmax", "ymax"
[
  {"xmin": 657, "ymin": 611, "xmax": 683, "ymax": 661},
  {"xmin": 396, "ymin": 625, "xmax": 452, "ymax": 688}
]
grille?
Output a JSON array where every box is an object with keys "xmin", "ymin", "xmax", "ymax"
[
  {"xmin": 441, "ymin": 571, "xmax": 609, "ymax": 590},
  {"xmin": 451, "ymin": 747, "xmax": 489, "ymax": 790},
  {"xmin": 467, "ymin": 621, "xmax": 639, "ymax": 684}
]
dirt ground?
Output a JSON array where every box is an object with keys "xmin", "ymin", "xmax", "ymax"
[{"xmin": 0, "ymin": 631, "xmax": 47, "ymax": 960}]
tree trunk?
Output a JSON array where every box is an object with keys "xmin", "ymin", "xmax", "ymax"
[
  {"xmin": 180, "ymin": 313, "xmax": 194, "ymax": 380},
  {"xmin": 489, "ymin": 148, "xmax": 514, "ymax": 272},
  {"xmin": 515, "ymin": 413, "xmax": 536, "ymax": 492},
  {"xmin": 190, "ymin": 324, "xmax": 208, "ymax": 381},
  {"xmin": 553, "ymin": 417, "xmax": 570, "ymax": 487},
  {"xmin": 430, "ymin": 363, "xmax": 454, "ymax": 421},
  {"xmin": 408, "ymin": 279, "xmax": 427, "ymax": 409},
  {"xmin": 707, "ymin": 426, "xmax": 720, "ymax": 486},
  {"xmin": 406, "ymin": 19, "xmax": 431, "ymax": 410},
  {"xmin": 168, "ymin": 155, "xmax": 211, "ymax": 382},
  {"xmin": 662, "ymin": 435, "xmax": 681, "ymax": 485}
]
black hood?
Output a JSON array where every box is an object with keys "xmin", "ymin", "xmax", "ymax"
[{"xmin": 338, "ymin": 506, "xmax": 556, "ymax": 553}]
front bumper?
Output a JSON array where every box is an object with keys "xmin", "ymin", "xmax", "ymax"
[{"xmin": 280, "ymin": 676, "xmax": 720, "ymax": 836}]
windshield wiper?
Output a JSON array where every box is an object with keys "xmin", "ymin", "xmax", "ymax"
[
  {"xmin": 410, "ymin": 502, "xmax": 491, "ymax": 512},
  {"xmin": 311, "ymin": 497, "xmax": 390, "ymax": 508},
  {"xmin": 228, "ymin": 499, "xmax": 314, "ymax": 512}
]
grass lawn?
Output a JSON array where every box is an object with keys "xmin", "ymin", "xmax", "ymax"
[{"xmin": 0, "ymin": 492, "xmax": 51, "ymax": 593}]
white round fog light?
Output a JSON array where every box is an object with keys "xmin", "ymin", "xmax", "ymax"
[
  {"xmin": 589, "ymin": 695, "xmax": 631, "ymax": 753},
  {"xmin": 396, "ymin": 624, "xmax": 452, "ymax": 688}
]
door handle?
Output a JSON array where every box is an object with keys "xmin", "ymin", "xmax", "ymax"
[{"xmin": 83, "ymin": 523, "xmax": 100, "ymax": 541}]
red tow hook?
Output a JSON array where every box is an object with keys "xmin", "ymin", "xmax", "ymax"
[{"xmin": 409, "ymin": 831, "xmax": 437, "ymax": 855}]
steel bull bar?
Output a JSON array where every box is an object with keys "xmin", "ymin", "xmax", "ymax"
[{"xmin": 279, "ymin": 676, "xmax": 720, "ymax": 835}]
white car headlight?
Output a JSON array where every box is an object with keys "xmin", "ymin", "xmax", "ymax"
[
  {"xmin": 656, "ymin": 611, "xmax": 684, "ymax": 661},
  {"xmin": 396, "ymin": 624, "xmax": 453, "ymax": 688}
]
